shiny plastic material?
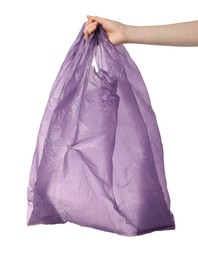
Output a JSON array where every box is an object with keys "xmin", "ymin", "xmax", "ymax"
[{"xmin": 27, "ymin": 25, "xmax": 175, "ymax": 236}]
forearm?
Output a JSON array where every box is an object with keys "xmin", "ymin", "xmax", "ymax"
[{"xmin": 124, "ymin": 21, "xmax": 198, "ymax": 46}]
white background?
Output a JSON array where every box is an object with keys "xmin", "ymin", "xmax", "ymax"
[{"xmin": 0, "ymin": 0, "xmax": 198, "ymax": 259}]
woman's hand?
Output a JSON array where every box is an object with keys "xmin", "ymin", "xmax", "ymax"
[{"xmin": 84, "ymin": 15, "xmax": 127, "ymax": 45}]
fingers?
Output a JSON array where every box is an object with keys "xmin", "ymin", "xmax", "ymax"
[
  {"xmin": 84, "ymin": 17, "xmax": 98, "ymax": 40},
  {"xmin": 84, "ymin": 15, "xmax": 106, "ymax": 40},
  {"xmin": 87, "ymin": 15, "xmax": 104, "ymax": 25}
]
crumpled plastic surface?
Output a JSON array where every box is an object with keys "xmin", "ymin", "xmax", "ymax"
[{"xmin": 27, "ymin": 24, "xmax": 175, "ymax": 236}]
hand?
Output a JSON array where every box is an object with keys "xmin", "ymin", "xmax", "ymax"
[{"xmin": 84, "ymin": 15, "xmax": 127, "ymax": 45}]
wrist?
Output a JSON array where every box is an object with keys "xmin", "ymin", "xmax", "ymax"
[{"xmin": 124, "ymin": 25, "xmax": 136, "ymax": 44}]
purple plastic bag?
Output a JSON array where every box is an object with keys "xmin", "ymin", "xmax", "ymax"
[{"xmin": 27, "ymin": 25, "xmax": 175, "ymax": 236}]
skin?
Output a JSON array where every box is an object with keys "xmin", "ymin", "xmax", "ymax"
[{"xmin": 84, "ymin": 15, "xmax": 198, "ymax": 46}]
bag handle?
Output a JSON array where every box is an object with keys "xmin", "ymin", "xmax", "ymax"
[{"xmin": 85, "ymin": 25, "xmax": 123, "ymax": 77}]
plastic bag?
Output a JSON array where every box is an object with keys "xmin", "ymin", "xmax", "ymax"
[{"xmin": 27, "ymin": 25, "xmax": 175, "ymax": 236}]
